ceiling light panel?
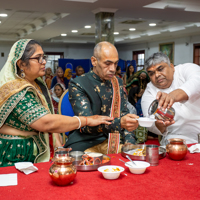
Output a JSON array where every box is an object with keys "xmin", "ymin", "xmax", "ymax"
[
  {"xmin": 0, "ymin": 14, "xmax": 8, "ymax": 17},
  {"xmin": 72, "ymin": 30, "xmax": 78, "ymax": 33},
  {"xmin": 149, "ymin": 23, "xmax": 156, "ymax": 26},
  {"xmin": 84, "ymin": 25, "xmax": 91, "ymax": 28}
]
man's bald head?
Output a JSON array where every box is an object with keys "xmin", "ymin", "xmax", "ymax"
[
  {"xmin": 93, "ymin": 41, "xmax": 118, "ymax": 60},
  {"xmin": 91, "ymin": 41, "xmax": 119, "ymax": 81}
]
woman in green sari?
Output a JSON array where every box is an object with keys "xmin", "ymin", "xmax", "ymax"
[
  {"xmin": 0, "ymin": 39, "xmax": 112, "ymax": 167},
  {"xmin": 126, "ymin": 69, "xmax": 150, "ymax": 94},
  {"xmin": 133, "ymin": 69, "xmax": 150, "ymax": 90}
]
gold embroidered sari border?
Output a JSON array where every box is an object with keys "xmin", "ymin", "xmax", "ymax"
[
  {"xmin": 18, "ymin": 105, "xmax": 49, "ymax": 125},
  {"xmin": 0, "ymin": 89, "xmax": 28, "ymax": 128},
  {"xmin": 0, "ymin": 133, "xmax": 31, "ymax": 140},
  {"xmin": 32, "ymin": 133, "xmax": 48, "ymax": 163},
  {"xmin": 0, "ymin": 79, "xmax": 32, "ymax": 107}
]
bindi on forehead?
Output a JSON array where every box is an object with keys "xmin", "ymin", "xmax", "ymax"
[
  {"xmin": 147, "ymin": 64, "xmax": 164, "ymax": 73},
  {"xmin": 148, "ymin": 65, "xmax": 157, "ymax": 71}
]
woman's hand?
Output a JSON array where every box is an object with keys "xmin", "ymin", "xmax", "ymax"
[
  {"xmin": 53, "ymin": 133, "xmax": 63, "ymax": 148},
  {"xmin": 86, "ymin": 115, "xmax": 113, "ymax": 126}
]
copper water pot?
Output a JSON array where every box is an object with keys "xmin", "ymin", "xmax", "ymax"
[
  {"xmin": 166, "ymin": 138, "xmax": 187, "ymax": 160},
  {"xmin": 49, "ymin": 155, "xmax": 77, "ymax": 186}
]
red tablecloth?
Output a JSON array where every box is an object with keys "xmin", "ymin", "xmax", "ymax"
[{"xmin": 0, "ymin": 142, "xmax": 200, "ymax": 200}]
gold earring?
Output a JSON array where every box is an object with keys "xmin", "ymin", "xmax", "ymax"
[{"xmin": 20, "ymin": 69, "xmax": 25, "ymax": 79}]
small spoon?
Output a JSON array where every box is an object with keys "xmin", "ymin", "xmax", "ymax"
[
  {"xmin": 119, "ymin": 159, "xmax": 133, "ymax": 168},
  {"xmin": 126, "ymin": 155, "xmax": 137, "ymax": 166}
]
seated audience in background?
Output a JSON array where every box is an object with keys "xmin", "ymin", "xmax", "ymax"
[
  {"xmin": 115, "ymin": 66, "xmax": 122, "ymax": 78},
  {"xmin": 126, "ymin": 69, "xmax": 150, "ymax": 93},
  {"xmin": 44, "ymin": 67, "xmax": 53, "ymax": 89},
  {"xmin": 123, "ymin": 64, "xmax": 135, "ymax": 86},
  {"xmin": 51, "ymin": 83, "xmax": 66, "ymax": 114},
  {"xmin": 134, "ymin": 69, "xmax": 150, "ymax": 90},
  {"xmin": 123, "ymin": 86, "xmax": 148, "ymax": 144},
  {"xmin": 128, "ymin": 86, "xmax": 144, "ymax": 117},
  {"xmin": 125, "ymin": 74, "xmax": 139, "ymax": 94},
  {"xmin": 64, "ymin": 68, "xmax": 72, "ymax": 80},
  {"xmin": 125, "ymin": 73, "xmax": 157, "ymax": 141},
  {"xmin": 50, "ymin": 82, "xmax": 65, "ymax": 158},
  {"xmin": 51, "ymin": 67, "xmax": 69, "ymax": 89},
  {"xmin": 64, "ymin": 41, "xmax": 139, "ymax": 154},
  {"xmin": 122, "ymin": 87, "xmax": 136, "ymax": 114},
  {"xmin": 72, "ymin": 66, "xmax": 85, "ymax": 78},
  {"xmin": 141, "ymin": 51, "xmax": 200, "ymax": 145}
]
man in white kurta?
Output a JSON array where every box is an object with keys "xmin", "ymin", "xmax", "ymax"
[{"xmin": 141, "ymin": 52, "xmax": 200, "ymax": 146}]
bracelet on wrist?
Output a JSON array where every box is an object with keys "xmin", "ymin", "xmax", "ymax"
[{"xmin": 73, "ymin": 116, "xmax": 81, "ymax": 129}]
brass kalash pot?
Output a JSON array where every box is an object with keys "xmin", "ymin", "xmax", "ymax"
[
  {"xmin": 166, "ymin": 138, "xmax": 188, "ymax": 160},
  {"xmin": 49, "ymin": 148, "xmax": 77, "ymax": 186}
]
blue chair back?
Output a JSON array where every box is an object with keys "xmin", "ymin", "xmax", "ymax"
[
  {"xmin": 65, "ymin": 63, "xmax": 73, "ymax": 71},
  {"xmin": 58, "ymin": 89, "xmax": 74, "ymax": 136}
]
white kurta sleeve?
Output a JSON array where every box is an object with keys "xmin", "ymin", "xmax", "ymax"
[{"xmin": 178, "ymin": 63, "xmax": 200, "ymax": 103}]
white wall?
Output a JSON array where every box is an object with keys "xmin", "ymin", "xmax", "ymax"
[
  {"xmin": 0, "ymin": 42, "xmax": 13, "ymax": 70},
  {"xmin": 1, "ymin": 35, "xmax": 200, "ymax": 71},
  {"xmin": 117, "ymin": 35, "xmax": 200, "ymax": 65},
  {"xmin": 0, "ymin": 42, "xmax": 94, "ymax": 71},
  {"xmin": 64, "ymin": 45, "xmax": 93, "ymax": 59},
  {"xmin": 42, "ymin": 43, "xmax": 94, "ymax": 59}
]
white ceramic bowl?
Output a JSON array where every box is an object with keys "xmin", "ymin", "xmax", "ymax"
[
  {"xmin": 125, "ymin": 161, "xmax": 150, "ymax": 174},
  {"xmin": 136, "ymin": 117, "xmax": 156, "ymax": 127},
  {"xmin": 98, "ymin": 165, "xmax": 124, "ymax": 180}
]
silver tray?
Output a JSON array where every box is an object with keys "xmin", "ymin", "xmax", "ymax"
[
  {"xmin": 121, "ymin": 144, "xmax": 166, "ymax": 161},
  {"xmin": 74, "ymin": 154, "xmax": 111, "ymax": 171}
]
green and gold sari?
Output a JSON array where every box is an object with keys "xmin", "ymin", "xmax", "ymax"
[
  {"xmin": 0, "ymin": 39, "xmax": 54, "ymax": 167},
  {"xmin": 126, "ymin": 69, "xmax": 150, "ymax": 93}
]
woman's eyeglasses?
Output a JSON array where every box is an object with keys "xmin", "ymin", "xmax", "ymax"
[{"xmin": 29, "ymin": 55, "xmax": 48, "ymax": 64}]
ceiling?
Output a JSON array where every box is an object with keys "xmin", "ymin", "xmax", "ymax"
[{"xmin": 0, "ymin": 0, "xmax": 200, "ymax": 45}]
